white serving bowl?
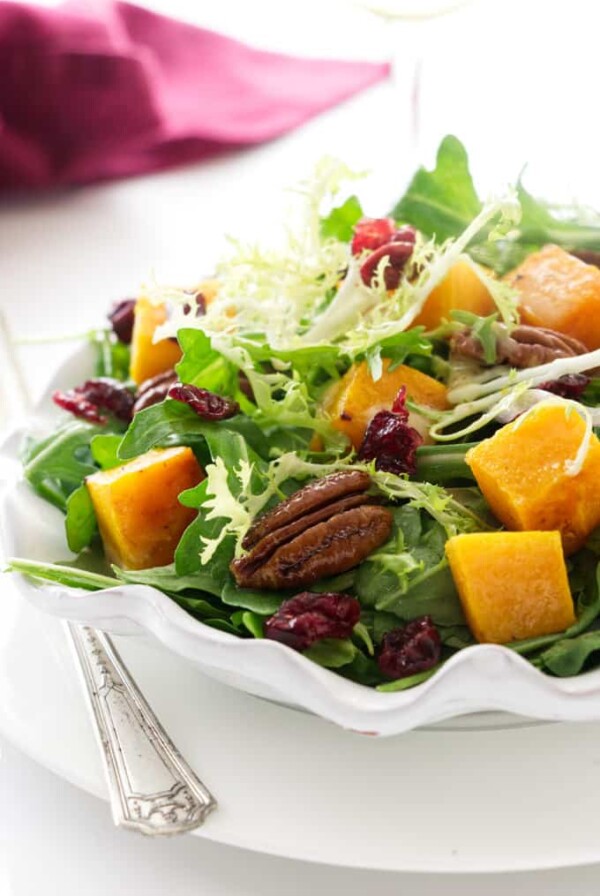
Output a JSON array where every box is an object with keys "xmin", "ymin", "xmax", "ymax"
[{"xmin": 2, "ymin": 343, "xmax": 600, "ymax": 736}]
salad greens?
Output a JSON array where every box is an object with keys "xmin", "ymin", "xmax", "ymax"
[
  {"xmin": 9, "ymin": 135, "xmax": 600, "ymax": 690},
  {"xmin": 392, "ymin": 134, "xmax": 600, "ymax": 274}
]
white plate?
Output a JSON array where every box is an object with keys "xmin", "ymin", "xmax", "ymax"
[
  {"xmin": 5, "ymin": 342, "xmax": 600, "ymax": 737},
  {"xmin": 5, "ymin": 570, "xmax": 600, "ymax": 874}
]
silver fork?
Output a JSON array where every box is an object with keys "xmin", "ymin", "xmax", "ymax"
[{"xmin": 0, "ymin": 310, "xmax": 217, "ymax": 835}]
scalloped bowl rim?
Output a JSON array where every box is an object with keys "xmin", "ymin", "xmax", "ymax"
[{"xmin": 2, "ymin": 343, "xmax": 600, "ymax": 735}]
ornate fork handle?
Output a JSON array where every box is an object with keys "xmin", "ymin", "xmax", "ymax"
[
  {"xmin": 67, "ymin": 623, "xmax": 216, "ymax": 835},
  {"xmin": 0, "ymin": 310, "xmax": 216, "ymax": 835}
]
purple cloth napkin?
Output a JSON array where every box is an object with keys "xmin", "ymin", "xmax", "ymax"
[{"xmin": 0, "ymin": 1, "xmax": 389, "ymax": 190}]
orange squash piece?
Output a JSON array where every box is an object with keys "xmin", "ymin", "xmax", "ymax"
[
  {"xmin": 506, "ymin": 244, "xmax": 600, "ymax": 350},
  {"xmin": 320, "ymin": 360, "xmax": 449, "ymax": 449},
  {"xmin": 411, "ymin": 260, "xmax": 495, "ymax": 330},
  {"xmin": 445, "ymin": 531, "xmax": 575, "ymax": 644},
  {"xmin": 86, "ymin": 447, "xmax": 203, "ymax": 570},
  {"xmin": 129, "ymin": 298, "xmax": 183, "ymax": 385},
  {"xmin": 466, "ymin": 404, "xmax": 600, "ymax": 554},
  {"xmin": 129, "ymin": 280, "xmax": 219, "ymax": 385}
]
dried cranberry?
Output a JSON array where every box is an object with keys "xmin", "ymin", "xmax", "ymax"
[
  {"xmin": 168, "ymin": 383, "xmax": 239, "ymax": 420},
  {"xmin": 53, "ymin": 378, "xmax": 134, "ymax": 425},
  {"xmin": 359, "ymin": 240, "xmax": 415, "ymax": 290},
  {"xmin": 358, "ymin": 388, "xmax": 423, "ymax": 476},
  {"xmin": 392, "ymin": 225, "xmax": 417, "ymax": 246},
  {"xmin": 264, "ymin": 591, "xmax": 361, "ymax": 651},
  {"xmin": 53, "ymin": 390, "xmax": 107, "ymax": 424},
  {"xmin": 378, "ymin": 616, "xmax": 441, "ymax": 680},
  {"xmin": 391, "ymin": 385, "xmax": 410, "ymax": 418},
  {"xmin": 108, "ymin": 299, "xmax": 136, "ymax": 344},
  {"xmin": 538, "ymin": 373, "xmax": 590, "ymax": 400},
  {"xmin": 182, "ymin": 291, "xmax": 207, "ymax": 317},
  {"xmin": 351, "ymin": 217, "xmax": 397, "ymax": 255}
]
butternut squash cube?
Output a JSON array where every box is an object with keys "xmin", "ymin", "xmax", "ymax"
[
  {"xmin": 129, "ymin": 281, "xmax": 220, "ymax": 385},
  {"xmin": 466, "ymin": 404, "xmax": 600, "ymax": 554},
  {"xmin": 129, "ymin": 298, "xmax": 183, "ymax": 385},
  {"xmin": 86, "ymin": 447, "xmax": 203, "ymax": 570},
  {"xmin": 320, "ymin": 360, "xmax": 449, "ymax": 449},
  {"xmin": 506, "ymin": 244, "xmax": 600, "ymax": 350},
  {"xmin": 411, "ymin": 260, "xmax": 495, "ymax": 330},
  {"xmin": 445, "ymin": 531, "xmax": 575, "ymax": 643}
]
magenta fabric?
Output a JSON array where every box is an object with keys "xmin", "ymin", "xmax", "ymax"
[{"xmin": 0, "ymin": 1, "xmax": 389, "ymax": 191}]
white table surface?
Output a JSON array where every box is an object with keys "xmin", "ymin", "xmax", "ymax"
[{"xmin": 2, "ymin": 0, "xmax": 600, "ymax": 892}]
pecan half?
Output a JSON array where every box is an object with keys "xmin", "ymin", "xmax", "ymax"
[
  {"xmin": 451, "ymin": 324, "xmax": 588, "ymax": 369},
  {"xmin": 133, "ymin": 369, "xmax": 178, "ymax": 414},
  {"xmin": 231, "ymin": 471, "xmax": 392, "ymax": 591},
  {"xmin": 242, "ymin": 469, "xmax": 372, "ymax": 550}
]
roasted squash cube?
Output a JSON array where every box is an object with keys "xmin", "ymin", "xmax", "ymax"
[
  {"xmin": 466, "ymin": 404, "xmax": 600, "ymax": 554},
  {"xmin": 445, "ymin": 531, "xmax": 575, "ymax": 643},
  {"xmin": 320, "ymin": 360, "xmax": 449, "ymax": 449},
  {"xmin": 129, "ymin": 281, "xmax": 219, "ymax": 385},
  {"xmin": 506, "ymin": 245, "xmax": 600, "ymax": 350},
  {"xmin": 411, "ymin": 260, "xmax": 495, "ymax": 331},
  {"xmin": 129, "ymin": 298, "xmax": 183, "ymax": 385},
  {"xmin": 86, "ymin": 447, "xmax": 203, "ymax": 570}
]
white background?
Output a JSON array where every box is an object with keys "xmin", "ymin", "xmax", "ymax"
[{"xmin": 2, "ymin": 0, "xmax": 600, "ymax": 892}]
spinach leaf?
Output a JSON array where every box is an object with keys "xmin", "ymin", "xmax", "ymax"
[{"xmin": 354, "ymin": 506, "xmax": 465, "ymax": 627}]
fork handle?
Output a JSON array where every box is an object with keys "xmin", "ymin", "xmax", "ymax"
[{"xmin": 67, "ymin": 622, "xmax": 217, "ymax": 835}]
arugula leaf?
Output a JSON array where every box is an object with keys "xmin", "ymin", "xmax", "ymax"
[
  {"xmin": 303, "ymin": 638, "xmax": 357, "ymax": 669},
  {"xmin": 516, "ymin": 182, "xmax": 600, "ymax": 252},
  {"xmin": 221, "ymin": 581, "xmax": 282, "ymax": 614},
  {"xmin": 175, "ymin": 329, "xmax": 240, "ymax": 396},
  {"xmin": 536, "ymin": 629, "xmax": 600, "ymax": 677},
  {"xmin": 391, "ymin": 135, "xmax": 482, "ymax": 242},
  {"xmin": 240, "ymin": 611, "xmax": 265, "ymax": 638},
  {"xmin": 118, "ymin": 399, "xmax": 269, "ymax": 462},
  {"xmin": 414, "ymin": 444, "xmax": 477, "ymax": 485},
  {"xmin": 392, "ymin": 134, "xmax": 600, "ymax": 275},
  {"xmin": 23, "ymin": 421, "xmax": 101, "ymax": 511},
  {"xmin": 7, "ymin": 558, "xmax": 119, "ymax": 590},
  {"xmin": 320, "ymin": 194, "xmax": 363, "ymax": 242},
  {"xmin": 92, "ymin": 330, "xmax": 131, "ymax": 381},
  {"xmin": 65, "ymin": 485, "xmax": 97, "ymax": 553},
  {"xmin": 115, "ymin": 563, "xmax": 224, "ymax": 595},
  {"xmin": 376, "ymin": 664, "xmax": 442, "ymax": 692},
  {"xmin": 90, "ymin": 433, "xmax": 123, "ymax": 470}
]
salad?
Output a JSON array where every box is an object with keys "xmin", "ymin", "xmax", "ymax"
[{"xmin": 10, "ymin": 134, "xmax": 600, "ymax": 693}]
